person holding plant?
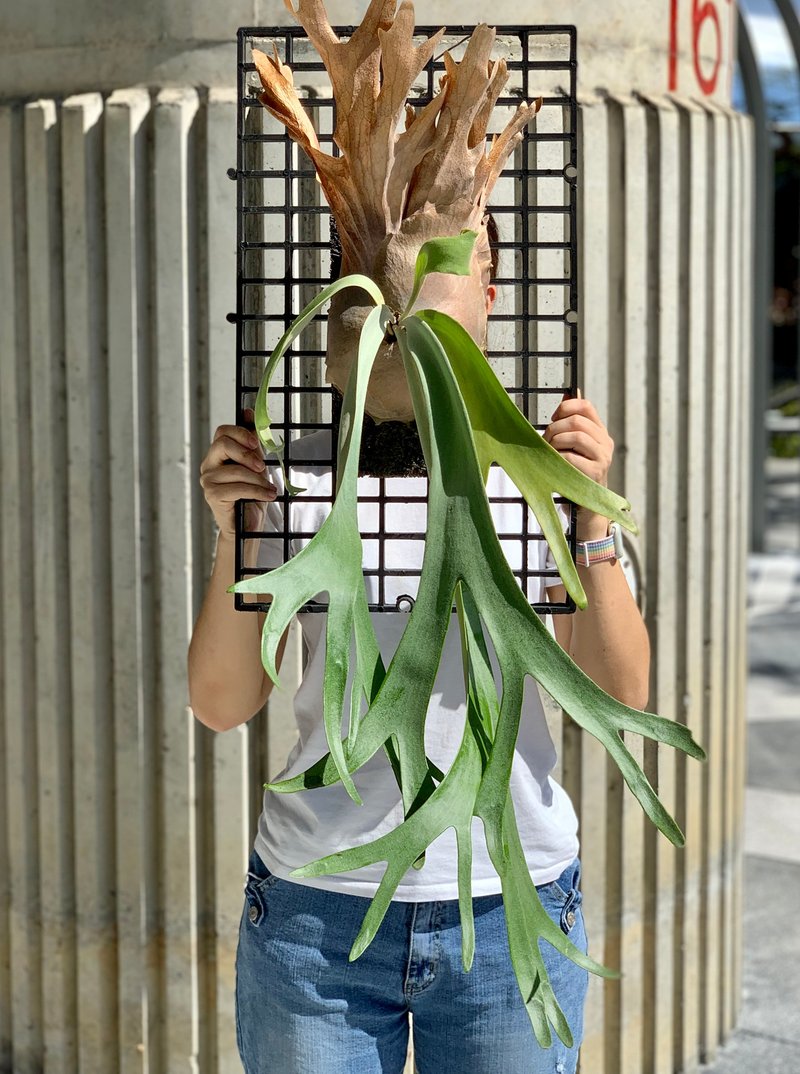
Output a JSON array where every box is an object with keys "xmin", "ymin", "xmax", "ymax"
[
  {"xmin": 186, "ymin": 4, "xmax": 691, "ymax": 1071},
  {"xmin": 188, "ymin": 228, "xmax": 651, "ymax": 1074}
]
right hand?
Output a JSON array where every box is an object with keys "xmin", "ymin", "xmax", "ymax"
[{"xmin": 199, "ymin": 409, "xmax": 277, "ymax": 540}]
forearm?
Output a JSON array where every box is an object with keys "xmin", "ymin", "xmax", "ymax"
[
  {"xmin": 188, "ymin": 532, "xmax": 269, "ymax": 730},
  {"xmin": 568, "ymin": 515, "xmax": 651, "ymax": 710}
]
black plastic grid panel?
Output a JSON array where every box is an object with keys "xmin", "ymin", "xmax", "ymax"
[{"xmin": 232, "ymin": 23, "xmax": 579, "ymax": 615}]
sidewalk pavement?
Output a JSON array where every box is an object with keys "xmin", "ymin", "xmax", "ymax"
[{"xmin": 700, "ymin": 551, "xmax": 800, "ymax": 1073}]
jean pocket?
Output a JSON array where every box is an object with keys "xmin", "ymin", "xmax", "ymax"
[
  {"xmin": 242, "ymin": 849, "xmax": 281, "ymax": 927},
  {"xmin": 244, "ymin": 847, "xmax": 275, "ymax": 886},
  {"xmin": 537, "ymin": 859, "xmax": 583, "ymax": 936}
]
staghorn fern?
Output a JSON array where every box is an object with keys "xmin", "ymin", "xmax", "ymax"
[{"xmin": 230, "ymin": 230, "xmax": 706, "ymax": 1048}]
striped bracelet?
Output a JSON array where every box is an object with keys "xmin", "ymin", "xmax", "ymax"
[{"xmin": 576, "ymin": 523, "xmax": 624, "ymax": 567}]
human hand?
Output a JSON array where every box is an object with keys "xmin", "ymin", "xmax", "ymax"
[
  {"xmin": 199, "ymin": 408, "xmax": 276, "ymax": 540},
  {"xmin": 543, "ymin": 391, "xmax": 614, "ymax": 541}
]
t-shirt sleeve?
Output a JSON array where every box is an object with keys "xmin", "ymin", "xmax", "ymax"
[
  {"xmin": 255, "ymin": 461, "xmax": 289, "ymax": 571},
  {"xmin": 542, "ymin": 500, "xmax": 572, "ymax": 587}
]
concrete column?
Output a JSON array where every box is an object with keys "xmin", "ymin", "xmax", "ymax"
[{"xmin": 0, "ymin": 2, "xmax": 751, "ymax": 1073}]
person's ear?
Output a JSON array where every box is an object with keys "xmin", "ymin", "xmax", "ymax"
[{"xmin": 485, "ymin": 284, "xmax": 497, "ymax": 315}]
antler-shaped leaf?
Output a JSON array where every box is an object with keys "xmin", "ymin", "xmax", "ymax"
[
  {"xmin": 234, "ymin": 234, "xmax": 706, "ymax": 1048},
  {"xmin": 265, "ymin": 240, "xmax": 703, "ymax": 822},
  {"xmin": 231, "ymin": 302, "xmax": 390, "ymax": 802},
  {"xmin": 251, "ymin": 273, "xmax": 384, "ymax": 493},
  {"xmin": 289, "ymin": 581, "xmax": 616, "ymax": 1048},
  {"xmin": 264, "ymin": 301, "xmax": 703, "ymax": 1045},
  {"xmin": 416, "ymin": 308, "xmax": 637, "ymax": 607},
  {"xmin": 232, "ymin": 278, "xmax": 441, "ymax": 811},
  {"xmin": 410, "ymin": 315, "xmax": 706, "ymax": 838},
  {"xmin": 461, "ymin": 584, "xmax": 619, "ymax": 1049},
  {"xmin": 267, "ymin": 310, "xmax": 704, "ymax": 830}
]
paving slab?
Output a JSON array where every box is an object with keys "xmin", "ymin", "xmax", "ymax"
[
  {"xmin": 746, "ymin": 720, "xmax": 800, "ymax": 792},
  {"xmin": 702, "ymin": 1030, "xmax": 800, "ymax": 1074},
  {"xmin": 702, "ymin": 557, "xmax": 800, "ymax": 1073}
]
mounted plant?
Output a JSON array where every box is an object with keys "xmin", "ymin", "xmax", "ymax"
[{"xmin": 231, "ymin": 0, "xmax": 706, "ymax": 1049}]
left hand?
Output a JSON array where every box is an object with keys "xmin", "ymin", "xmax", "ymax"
[{"xmin": 543, "ymin": 393, "xmax": 614, "ymax": 540}]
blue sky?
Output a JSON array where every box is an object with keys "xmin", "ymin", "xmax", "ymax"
[{"xmin": 734, "ymin": 0, "xmax": 800, "ymax": 123}]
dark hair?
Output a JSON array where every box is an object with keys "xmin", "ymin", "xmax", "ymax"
[
  {"xmin": 485, "ymin": 211, "xmax": 499, "ymax": 279},
  {"xmin": 329, "ymin": 214, "xmax": 343, "ymax": 280},
  {"xmin": 329, "ymin": 212, "xmax": 499, "ymax": 282}
]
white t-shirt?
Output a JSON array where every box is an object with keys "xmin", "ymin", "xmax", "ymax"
[{"xmin": 253, "ymin": 430, "xmax": 579, "ymax": 899}]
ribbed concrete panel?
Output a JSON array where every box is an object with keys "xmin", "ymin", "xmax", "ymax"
[
  {"xmin": 733, "ymin": 115, "xmax": 754, "ymax": 1038},
  {"xmin": 720, "ymin": 105, "xmax": 745, "ymax": 1045},
  {"xmin": 611, "ymin": 92, "xmax": 649, "ymax": 1074},
  {"xmin": 152, "ymin": 86, "xmax": 201, "ymax": 1074},
  {"xmin": 26, "ymin": 98, "xmax": 71, "ymax": 1074},
  {"xmin": 104, "ymin": 86, "xmax": 152, "ymax": 1074},
  {"xmin": 0, "ymin": 86, "xmax": 754, "ymax": 1074},
  {"xmin": 701, "ymin": 97, "xmax": 731, "ymax": 1061},
  {"xmin": 0, "ymin": 107, "xmax": 14, "ymax": 1074},
  {"xmin": 0, "ymin": 102, "xmax": 41, "ymax": 1074},
  {"xmin": 571, "ymin": 92, "xmax": 752, "ymax": 1074},
  {"xmin": 640, "ymin": 92, "xmax": 681, "ymax": 1074},
  {"xmin": 676, "ymin": 98, "xmax": 711, "ymax": 1074},
  {"xmin": 204, "ymin": 87, "xmax": 243, "ymax": 1074},
  {"xmin": 62, "ymin": 91, "xmax": 117, "ymax": 1073},
  {"xmin": 573, "ymin": 92, "xmax": 611, "ymax": 1074}
]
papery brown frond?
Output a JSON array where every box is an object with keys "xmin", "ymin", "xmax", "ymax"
[
  {"xmin": 473, "ymin": 97, "xmax": 544, "ymax": 202},
  {"xmin": 469, "ymin": 59, "xmax": 508, "ymax": 149},
  {"xmin": 250, "ymin": 0, "xmax": 543, "ymax": 419},
  {"xmin": 252, "ymin": 45, "xmax": 321, "ymax": 151},
  {"xmin": 403, "ymin": 25, "xmax": 498, "ymax": 217}
]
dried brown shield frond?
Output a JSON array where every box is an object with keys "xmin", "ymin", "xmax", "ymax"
[{"xmin": 252, "ymin": 0, "xmax": 542, "ymax": 420}]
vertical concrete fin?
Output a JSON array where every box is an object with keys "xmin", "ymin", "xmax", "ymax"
[
  {"xmin": 204, "ymin": 85, "xmax": 246, "ymax": 1074},
  {"xmin": 105, "ymin": 85, "xmax": 152, "ymax": 1074},
  {"xmin": 26, "ymin": 95, "xmax": 69, "ymax": 1072},
  {"xmin": 62, "ymin": 88, "xmax": 117, "ymax": 1072},
  {"xmin": 152, "ymin": 85, "xmax": 202, "ymax": 1073},
  {"xmin": 574, "ymin": 91, "xmax": 611, "ymax": 1074},
  {"xmin": 1, "ymin": 99, "xmax": 43, "ymax": 1074}
]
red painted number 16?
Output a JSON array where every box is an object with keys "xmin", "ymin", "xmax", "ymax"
[{"xmin": 669, "ymin": 0, "xmax": 731, "ymax": 96}]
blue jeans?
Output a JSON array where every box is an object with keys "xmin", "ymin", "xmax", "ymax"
[{"xmin": 235, "ymin": 847, "xmax": 588, "ymax": 1074}]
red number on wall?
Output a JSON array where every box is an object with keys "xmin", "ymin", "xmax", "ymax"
[
  {"xmin": 669, "ymin": 0, "xmax": 731, "ymax": 96},
  {"xmin": 669, "ymin": 0, "xmax": 679, "ymax": 91},
  {"xmin": 693, "ymin": 0, "xmax": 722, "ymax": 95}
]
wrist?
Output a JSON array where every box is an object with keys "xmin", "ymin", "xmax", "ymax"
[
  {"xmin": 575, "ymin": 510, "xmax": 610, "ymax": 542},
  {"xmin": 215, "ymin": 528, "xmax": 236, "ymax": 551}
]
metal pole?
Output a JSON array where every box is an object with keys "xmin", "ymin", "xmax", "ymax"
[
  {"xmin": 737, "ymin": 9, "xmax": 775, "ymax": 553},
  {"xmin": 771, "ymin": 0, "xmax": 800, "ymax": 73}
]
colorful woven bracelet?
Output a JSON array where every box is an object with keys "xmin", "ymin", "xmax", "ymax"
[{"xmin": 576, "ymin": 523, "xmax": 624, "ymax": 567}]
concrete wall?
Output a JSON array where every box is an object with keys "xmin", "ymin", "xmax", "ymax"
[
  {"xmin": 571, "ymin": 91, "xmax": 752, "ymax": 1074},
  {"xmin": 1, "ymin": 0, "xmax": 736, "ymax": 103},
  {"xmin": 0, "ymin": 3, "xmax": 752, "ymax": 1073}
]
